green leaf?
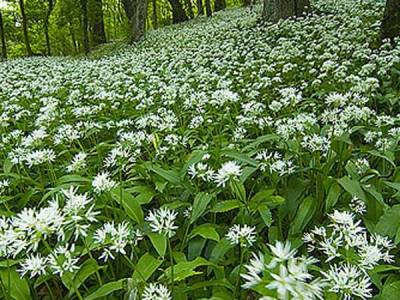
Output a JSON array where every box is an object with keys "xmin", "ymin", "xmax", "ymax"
[
  {"xmin": 3, "ymin": 159, "xmax": 12, "ymax": 173},
  {"xmin": 258, "ymin": 204, "xmax": 272, "ymax": 227},
  {"xmin": 84, "ymin": 279, "xmax": 126, "ymax": 300},
  {"xmin": 56, "ymin": 175, "xmax": 91, "ymax": 186},
  {"xmin": 289, "ymin": 196, "xmax": 317, "ymax": 237},
  {"xmin": 150, "ymin": 166, "xmax": 181, "ymax": 184},
  {"xmin": 126, "ymin": 185, "xmax": 155, "ymax": 205},
  {"xmin": 132, "ymin": 253, "xmax": 163, "ymax": 282},
  {"xmin": 210, "ymin": 239, "xmax": 234, "ymax": 263},
  {"xmin": 325, "ymin": 182, "xmax": 341, "ymax": 212},
  {"xmin": 381, "ymin": 280, "xmax": 400, "ymax": 300},
  {"xmin": 211, "ymin": 200, "xmax": 242, "ymax": 213},
  {"xmin": 221, "ymin": 151, "xmax": 258, "ymax": 167},
  {"xmin": 163, "ymin": 257, "xmax": 214, "ymax": 282},
  {"xmin": 63, "ymin": 259, "xmax": 100, "ymax": 290},
  {"xmin": 111, "ymin": 188, "xmax": 144, "ymax": 224},
  {"xmin": 229, "ymin": 180, "xmax": 246, "ymax": 202},
  {"xmin": 375, "ymin": 205, "xmax": 400, "ymax": 240},
  {"xmin": 148, "ymin": 233, "xmax": 167, "ymax": 257},
  {"xmin": 190, "ymin": 192, "xmax": 213, "ymax": 224},
  {"xmin": 337, "ymin": 176, "xmax": 367, "ymax": 202},
  {"xmin": 0, "ymin": 267, "xmax": 31, "ymax": 300},
  {"xmin": 190, "ymin": 224, "xmax": 220, "ymax": 242}
]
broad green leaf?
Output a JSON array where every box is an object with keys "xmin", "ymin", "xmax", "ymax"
[
  {"xmin": 111, "ymin": 188, "xmax": 143, "ymax": 224},
  {"xmin": 337, "ymin": 176, "xmax": 367, "ymax": 202},
  {"xmin": 210, "ymin": 238, "xmax": 233, "ymax": 263},
  {"xmin": 56, "ymin": 175, "xmax": 91, "ymax": 186},
  {"xmin": 221, "ymin": 150, "xmax": 258, "ymax": 167},
  {"xmin": 190, "ymin": 224, "xmax": 220, "ymax": 242},
  {"xmin": 150, "ymin": 166, "xmax": 181, "ymax": 184},
  {"xmin": 211, "ymin": 200, "xmax": 242, "ymax": 213},
  {"xmin": 229, "ymin": 180, "xmax": 246, "ymax": 202},
  {"xmin": 190, "ymin": 192, "xmax": 213, "ymax": 224},
  {"xmin": 126, "ymin": 185, "xmax": 155, "ymax": 205},
  {"xmin": 63, "ymin": 258, "xmax": 100, "ymax": 290},
  {"xmin": 258, "ymin": 204, "xmax": 272, "ymax": 227},
  {"xmin": 289, "ymin": 196, "xmax": 317, "ymax": 237},
  {"xmin": 325, "ymin": 182, "xmax": 341, "ymax": 212},
  {"xmin": 148, "ymin": 232, "xmax": 167, "ymax": 257},
  {"xmin": 0, "ymin": 267, "xmax": 31, "ymax": 300},
  {"xmin": 132, "ymin": 253, "xmax": 163, "ymax": 282},
  {"xmin": 381, "ymin": 280, "xmax": 400, "ymax": 300},
  {"xmin": 163, "ymin": 257, "xmax": 214, "ymax": 282},
  {"xmin": 375, "ymin": 205, "xmax": 400, "ymax": 240},
  {"xmin": 84, "ymin": 279, "xmax": 126, "ymax": 300}
]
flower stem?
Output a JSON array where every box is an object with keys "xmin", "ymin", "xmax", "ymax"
[{"xmin": 167, "ymin": 238, "xmax": 174, "ymax": 296}]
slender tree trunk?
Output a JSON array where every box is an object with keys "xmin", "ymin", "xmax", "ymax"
[
  {"xmin": 185, "ymin": 0, "xmax": 194, "ymax": 18},
  {"xmin": 122, "ymin": 0, "xmax": 148, "ymax": 43},
  {"xmin": 214, "ymin": 0, "xmax": 226, "ymax": 12},
  {"xmin": 19, "ymin": 0, "xmax": 33, "ymax": 56},
  {"xmin": 90, "ymin": 0, "xmax": 106, "ymax": 46},
  {"xmin": 381, "ymin": 0, "xmax": 400, "ymax": 41},
  {"xmin": 80, "ymin": 0, "xmax": 90, "ymax": 53},
  {"xmin": 197, "ymin": 0, "xmax": 204, "ymax": 15},
  {"xmin": 262, "ymin": 0, "xmax": 309, "ymax": 22},
  {"xmin": 0, "ymin": 11, "xmax": 6, "ymax": 59},
  {"xmin": 44, "ymin": 0, "xmax": 54, "ymax": 56},
  {"xmin": 167, "ymin": 0, "xmax": 188, "ymax": 23},
  {"xmin": 152, "ymin": 0, "xmax": 158, "ymax": 28},
  {"xmin": 205, "ymin": 0, "xmax": 212, "ymax": 17}
]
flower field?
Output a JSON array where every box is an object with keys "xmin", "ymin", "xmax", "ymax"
[{"xmin": 1, "ymin": 0, "xmax": 400, "ymax": 299}]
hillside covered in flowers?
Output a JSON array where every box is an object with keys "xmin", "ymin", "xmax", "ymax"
[{"xmin": 1, "ymin": 1, "xmax": 400, "ymax": 299}]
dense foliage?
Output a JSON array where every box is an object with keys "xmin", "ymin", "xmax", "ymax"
[{"xmin": 1, "ymin": 0, "xmax": 400, "ymax": 299}]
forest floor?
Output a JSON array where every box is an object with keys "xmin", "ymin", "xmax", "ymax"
[{"xmin": 0, "ymin": 1, "xmax": 400, "ymax": 299}]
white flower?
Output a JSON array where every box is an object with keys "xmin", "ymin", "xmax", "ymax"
[
  {"xmin": 19, "ymin": 254, "xmax": 48, "ymax": 278},
  {"xmin": 142, "ymin": 283, "xmax": 171, "ymax": 300},
  {"xmin": 66, "ymin": 152, "xmax": 87, "ymax": 173},
  {"xmin": 146, "ymin": 208, "xmax": 178, "ymax": 238},
  {"xmin": 92, "ymin": 171, "xmax": 117, "ymax": 193},
  {"xmin": 241, "ymin": 252, "xmax": 265, "ymax": 288},
  {"xmin": 226, "ymin": 224, "xmax": 256, "ymax": 247},
  {"xmin": 322, "ymin": 264, "xmax": 372, "ymax": 300},
  {"xmin": 267, "ymin": 241, "xmax": 297, "ymax": 269},
  {"xmin": 214, "ymin": 161, "xmax": 242, "ymax": 187}
]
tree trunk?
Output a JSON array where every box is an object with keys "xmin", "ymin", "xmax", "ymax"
[
  {"xmin": 152, "ymin": 0, "xmax": 158, "ymax": 28},
  {"xmin": 44, "ymin": 0, "xmax": 54, "ymax": 56},
  {"xmin": 19, "ymin": 0, "xmax": 33, "ymax": 56},
  {"xmin": 381, "ymin": 0, "xmax": 400, "ymax": 41},
  {"xmin": 122, "ymin": 0, "xmax": 148, "ymax": 43},
  {"xmin": 262, "ymin": 0, "xmax": 309, "ymax": 22},
  {"xmin": 185, "ymin": 0, "xmax": 194, "ymax": 19},
  {"xmin": 197, "ymin": 0, "xmax": 204, "ymax": 15},
  {"xmin": 80, "ymin": 0, "xmax": 90, "ymax": 53},
  {"xmin": 0, "ymin": 11, "xmax": 6, "ymax": 59},
  {"xmin": 167, "ymin": 0, "xmax": 188, "ymax": 24},
  {"xmin": 243, "ymin": 0, "xmax": 251, "ymax": 7},
  {"xmin": 90, "ymin": 0, "xmax": 106, "ymax": 46},
  {"xmin": 205, "ymin": 0, "xmax": 212, "ymax": 17},
  {"xmin": 214, "ymin": 0, "xmax": 226, "ymax": 12}
]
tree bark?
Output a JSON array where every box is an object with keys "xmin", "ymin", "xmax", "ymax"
[
  {"xmin": 205, "ymin": 0, "xmax": 212, "ymax": 17},
  {"xmin": 19, "ymin": 0, "xmax": 33, "ymax": 56},
  {"xmin": 90, "ymin": 0, "xmax": 106, "ymax": 46},
  {"xmin": 80, "ymin": 0, "xmax": 90, "ymax": 53},
  {"xmin": 0, "ymin": 11, "xmax": 6, "ymax": 59},
  {"xmin": 152, "ymin": 0, "xmax": 158, "ymax": 28},
  {"xmin": 122, "ymin": 0, "xmax": 148, "ymax": 43},
  {"xmin": 197, "ymin": 0, "xmax": 204, "ymax": 15},
  {"xmin": 381, "ymin": 0, "xmax": 400, "ymax": 41},
  {"xmin": 262, "ymin": 0, "xmax": 309, "ymax": 22},
  {"xmin": 44, "ymin": 0, "xmax": 54, "ymax": 56},
  {"xmin": 167, "ymin": 0, "xmax": 188, "ymax": 24},
  {"xmin": 185, "ymin": 0, "xmax": 194, "ymax": 19},
  {"xmin": 214, "ymin": 0, "xmax": 226, "ymax": 12}
]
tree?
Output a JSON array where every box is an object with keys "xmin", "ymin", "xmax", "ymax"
[
  {"xmin": 19, "ymin": 0, "xmax": 33, "ymax": 56},
  {"xmin": 214, "ymin": 0, "xmax": 226, "ymax": 12},
  {"xmin": 90, "ymin": 0, "xmax": 106, "ymax": 46},
  {"xmin": 262, "ymin": 0, "xmax": 310, "ymax": 23},
  {"xmin": 205, "ymin": 0, "xmax": 211, "ymax": 17},
  {"xmin": 185, "ymin": 0, "xmax": 194, "ymax": 19},
  {"xmin": 197, "ymin": 0, "xmax": 204, "ymax": 15},
  {"xmin": 122, "ymin": 0, "xmax": 148, "ymax": 43},
  {"xmin": 381, "ymin": 0, "xmax": 400, "ymax": 41},
  {"xmin": 0, "ymin": 10, "xmax": 6, "ymax": 59},
  {"xmin": 44, "ymin": 0, "xmax": 55, "ymax": 55},
  {"xmin": 80, "ymin": 0, "xmax": 90, "ymax": 53},
  {"xmin": 167, "ymin": 0, "xmax": 188, "ymax": 23},
  {"xmin": 152, "ymin": 0, "xmax": 158, "ymax": 28}
]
